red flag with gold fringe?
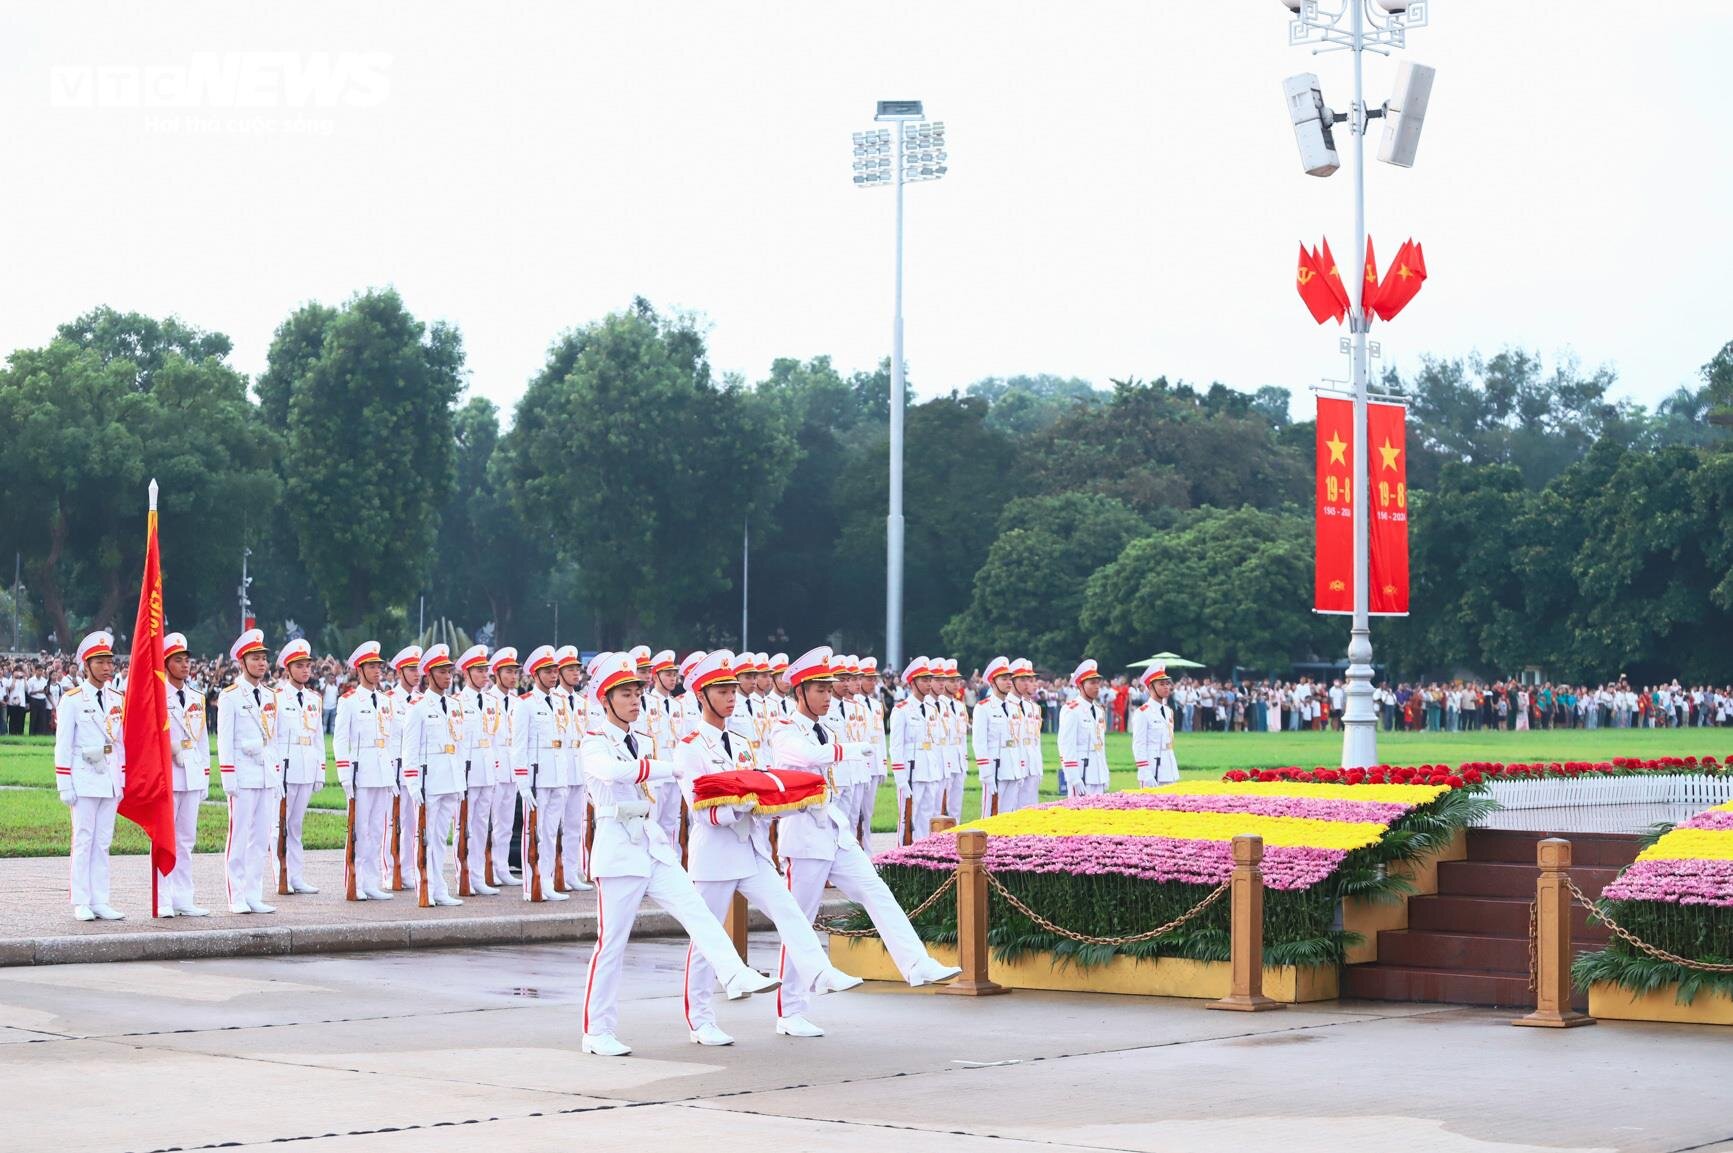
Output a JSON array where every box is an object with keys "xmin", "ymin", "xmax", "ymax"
[{"xmin": 118, "ymin": 480, "xmax": 178, "ymax": 911}]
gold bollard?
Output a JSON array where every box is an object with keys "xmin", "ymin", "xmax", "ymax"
[
  {"xmin": 1208, "ymin": 834, "xmax": 1282, "ymax": 1012},
  {"xmin": 723, "ymin": 891, "xmax": 751, "ymax": 963},
  {"xmin": 938, "ymin": 829, "xmax": 1009, "ymax": 997},
  {"xmin": 1514, "ymin": 837, "xmax": 1595, "ymax": 1028},
  {"xmin": 930, "ymin": 815, "xmax": 958, "ymax": 835}
]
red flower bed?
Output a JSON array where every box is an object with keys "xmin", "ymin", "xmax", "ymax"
[{"xmin": 1221, "ymin": 756, "xmax": 1725, "ymax": 789}]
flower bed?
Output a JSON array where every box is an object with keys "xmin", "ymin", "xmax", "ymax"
[
  {"xmin": 1224, "ymin": 756, "xmax": 1727, "ymax": 788},
  {"xmin": 866, "ymin": 781, "xmax": 1488, "ymax": 969},
  {"xmin": 1574, "ymin": 800, "xmax": 1733, "ymax": 1005}
]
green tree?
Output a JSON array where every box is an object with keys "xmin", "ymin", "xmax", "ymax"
[
  {"xmin": 942, "ymin": 492, "xmax": 1146, "ymax": 669},
  {"xmin": 965, "ymin": 374, "xmax": 1101, "ymax": 437},
  {"xmin": 260, "ymin": 289, "xmax": 464, "ymax": 628}
]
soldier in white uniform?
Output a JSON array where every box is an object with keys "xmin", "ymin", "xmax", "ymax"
[
  {"xmin": 513, "ymin": 645, "xmax": 566, "ymax": 902},
  {"xmin": 1010, "ymin": 658, "xmax": 1045, "ymax": 810},
  {"xmin": 888, "ymin": 657, "xmax": 946, "ymax": 844},
  {"xmin": 939, "ymin": 658, "xmax": 968, "ymax": 818},
  {"xmin": 387, "ymin": 645, "xmax": 423, "ymax": 893},
  {"xmin": 579, "ymin": 652, "xmax": 780, "ymax": 1057},
  {"xmin": 860, "ymin": 656, "xmax": 888, "ymax": 826},
  {"xmin": 218, "ymin": 628, "xmax": 281, "ymax": 914},
  {"xmin": 399, "ymin": 644, "xmax": 465, "ymax": 906},
  {"xmin": 334, "ymin": 642, "xmax": 396, "ymax": 900},
  {"xmin": 485, "ymin": 648, "xmax": 521, "ymax": 886},
  {"xmin": 54, "ymin": 631, "xmax": 127, "ymax": 921},
  {"xmin": 1057, "ymin": 659, "xmax": 1110, "ymax": 797},
  {"xmin": 455, "ymin": 644, "xmax": 502, "ymax": 895},
  {"xmin": 770, "ymin": 646, "xmax": 962, "ymax": 1036},
  {"xmin": 640, "ymin": 649, "xmax": 684, "ymax": 843},
  {"xmin": 1131, "ymin": 664, "xmax": 1179, "ymax": 785},
  {"xmin": 554, "ymin": 645, "xmax": 593, "ymax": 891},
  {"xmin": 272, "ymin": 638, "xmax": 325, "ymax": 894},
  {"xmin": 823, "ymin": 654, "xmax": 868, "ymax": 844},
  {"xmin": 160, "ymin": 632, "xmax": 210, "ymax": 916},
  {"xmin": 674, "ymin": 651, "xmax": 707, "ymax": 739},
  {"xmin": 675, "ymin": 649, "xmax": 862, "ymax": 1046},
  {"xmin": 971, "ymin": 656, "xmax": 1013, "ymax": 818},
  {"xmin": 767, "ymin": 653, "xmax": 792, "ymax": 717}
]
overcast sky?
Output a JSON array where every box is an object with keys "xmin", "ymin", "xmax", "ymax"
[{"xmin": 2, "ymin": 2, "xmax": 1728, "ymax": 422}]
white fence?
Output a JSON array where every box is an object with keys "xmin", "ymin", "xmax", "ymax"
[{"xmin": 1484, "ymin": 773, "xmax": 1733, "ymax": 811}]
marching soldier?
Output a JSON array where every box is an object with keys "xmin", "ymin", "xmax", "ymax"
[
  {"xmin": 160, "ymin": 632, "xmax": 211, "ymax": 916},
  {"xmin": 486, "ymin": 648, "xmax": 521, "ymax": 886},
  {"xmin": 972, "ymin": 656, "xmax": 1013, "ymax": 819},
  {"xmin": 766, "ymin": 653, "xmax": 791, "ymax": 716},
  {"xmin": 641, "ymin": 649, "xmax": 684, "ymax": 843},
  {"xmin": 400, "ymin": 643, "xmax": 465, "ymax": 906},
  {"xmin": 1009, "ymin": 658, "xmax": 1045, "ymax": 809},
  {"xmin": 554, "ymin": 645, "xmax": 594, "ymax": 892},
  {"xmin": 731, "ymin": 652, "xmax": 772, "ymax": 756},
  {"xmin": 335, "ymin": 642, "xmax": 396, "ymax": 900},
  {"xmin": 456, "ymin": 644, "xmax": 502, "ymax": 895},
  {"xmin": 675, "ymin": 649, "xmax": 863, "ymax": 1046},
  {"xmin": 1058, "ymin": 659, "xmax": 1110, "ymax": 797},
  {"xmin": 54, "ymin": 631, "xmax": 126, "ymax": 921},
  {"xmin": 823, "ymin": 655, "xmax": 870, "ymax": 845},
  {"xmin": 887, "ymin": 657, "xmax": 945, "ymax": 844},
  {"xmin": 860, "ymin": 655, "xmax": 888, "ymax": 827},
  {"xmin": 580, "ymin": 652, "xmax": 780, "ymax": 1057},
  {"xmin": 388, "ymin": 645, "xmax": 424, "ymax": 893},
  {"xmin": 769, "ymin": 646, "xmax": 962, "ymax": 1036},
  {"xmin": 675, "ymin": 651, "xmax": 707, "ymax": 739},
  {"xmin": 218, "ymin": 628, "xmax": 281, "ymax": 914},
  {"xmin": 512, "ymin": 645, "xmax": 565, "ymax": 902},
  {"xmin": 1132, "ymin": 664, "xmax": 1180, "ymax": 785},
  {"xmin": 273, "ymin": 638, "xmax": 325, "ymax": 894}
]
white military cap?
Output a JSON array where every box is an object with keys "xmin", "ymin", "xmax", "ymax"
[{"xmin": 230, "ymin": 628, "xmax": 266, "ymax": 663}]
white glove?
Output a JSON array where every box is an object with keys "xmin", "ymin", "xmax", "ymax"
[
  {"xmin": 612, "ymin": 799, "xmax": 652, "ymax": 821},
  {"xmin": 80, "ymin": 746, "xmax": 104, "ymax": 767},
  {"xmin": 517, "ymin": 784, "xmax": 536, "ymax": 811},
  {"xmin": 730, "ymin": 808, "xmax": 756, "ymax": 842},
  {"xmin": 341, "ymin": 780, "xmax": 355, "ymax": 801},
  {"xmin": 58, "ymin": 788, "xmax": 76, "ymax": 807}
]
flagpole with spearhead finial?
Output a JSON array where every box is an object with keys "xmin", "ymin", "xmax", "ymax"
[{"xmin": 149, "ymin": 479, "xmax": 159, "ymax": 919}]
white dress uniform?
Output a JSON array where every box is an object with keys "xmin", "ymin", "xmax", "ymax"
[
  {"xmin": 387, "ymin": 645, "xmax": 423, "ymax": 892},
  {"xmin": 161, "ymin": 634, "xmax": 210, "ymax": 915},
  {"xmin": 1058, "ymin": 696, "xmax": 1109, "ymax": 799},
  {"xmin": 938, "ymin": 668, "xmax": 967, "ymax": 819},
  {"xmin": 971, "ymin": 658, "xmax": 1012, "ymax": 819},
  {"xmin": 823, "ymin": 681, "xmax": 870, "ymax": 843},
  {"xmin": 334, "ymin": 643, "xmax": 396, "ymax": 900},
  {"xmin": 674, "ymin": 650, "xmax": 861, "ymax": 1043},
  {"xmin": 1010, "ymin": 661, "xmax": 1045, "ymax": 810},
  {"xmin": 398, "ymin": 645, "xmax": 466, "ymax": 905},
  {"xmin": 273, "ymin": 640, "xmax": 326, "ymax": 894},
  {"xmin": 217, "ymin": 630, "xmax": 283, "ymax": 913},
  {"xmin": 54, "ymin": 632, "xmax": 126, "ymax": 918},
  {"xmin": 485, "ymin": 647, "xmax": 522, "ymax": 885},
  {"xmin": 858, "ymin": 657, "xmax": 888, "ymax": 822},
  {"xmin": 580, "ymin": 653, "xmax": 775, "ymax": 1055},
  {"xmin": 555, "ymin": 674, "xmax": 593, "ymax": 891},
  {"xmin": 769, "ymin": 648, "xmax": 959, "ymax": 1027},
  {"xmin": 511, "ymin": 647, "xmax": 566, "ymax": 902},
  {"xmin": 887, "ymin": 659, "xmax": 946, "ymax": 843},
  {"xmin": 1131, "ymin": 667, "xmax": 1179, "ymax": 785},
  {"xmin": 641, "ymin": 658, "xmax": 683, "ymax": 844},
  {"xmin": 457, "ymin": 646, "xmax": 503, "ymax": 893}
]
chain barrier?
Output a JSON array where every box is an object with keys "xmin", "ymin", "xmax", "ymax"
[
  {"xmin": 1563, "ymin": 876, "xmax": 1733, "ymax": 975},
  {"xmin": 1527, "ymin": 899, "xmax": 1538, "ymax": 993},
  {"xmin": 983, "ymin": 869, "xmax": 1231, "ymax": 947},
  {"xmin": 815, "ymin": 870, "xmax": 958, "ymax": 938}
]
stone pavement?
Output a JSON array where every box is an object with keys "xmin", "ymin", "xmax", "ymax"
[
  {"xmin": 1, "ymin": 936, "xmax": 1727, "ymax": 1153},
  {"xmin": 1, "ymin": 841, "xmax": 886, "ymax": 966}
]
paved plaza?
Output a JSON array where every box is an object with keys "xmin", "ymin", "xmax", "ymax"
[{"xmin": 1, "ymin": 932, "xmax": 1728, "ymax": 1153}]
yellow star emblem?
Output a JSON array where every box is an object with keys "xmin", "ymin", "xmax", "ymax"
[
  {"xmin": 1378, "ymin": 437, "xmax": 1401, "ymax": 472},
  {"xmin": 1325, "ymin": 431, "xmax": 1348, "ymax": 465}
]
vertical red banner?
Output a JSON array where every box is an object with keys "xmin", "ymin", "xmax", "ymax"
[
  {"xmin": 1314, "ymin": 396, "xmax": 1354, "ymax": 613},
  {"xmin": 1367, "ymin": 401, "xmax": 1410, "ymax": 615},
  {"xmin": 119, "ymin": 496, "xmax": 178, "ymax": 886}
]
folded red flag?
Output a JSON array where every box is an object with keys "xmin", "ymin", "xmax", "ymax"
[
  {"xmin": 1295, "ymin": 243, "xmax": 1343, "ymax": 325},
  {"xmin": 691, "ymin": 768, "xmax": 829, "ymax": 815}
]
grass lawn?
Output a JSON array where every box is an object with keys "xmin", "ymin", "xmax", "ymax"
[{"xmin": 6, "ymin": 726, "xmax": 1729, "ymax": 849}]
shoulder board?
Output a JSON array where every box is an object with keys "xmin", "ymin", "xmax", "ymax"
[
  {"xmin": 774, "ymin": 716, "xmax": 794, "ymax": 725},
  {"xmin": 65, "ymin": 686, "xmax": 83, "ymax": 697},
  {"xmin": 680, "ymin": 732, "xmax": 699, "ymax": 743},
  {"xmin": 341, "ymin": 686, "xmax": 356, "ymax": 698},
  {"xmin": 585, "ymin": 729, "xmax": 604, "ymax": 737},
  {"xmin": 221, "ymin": 684, "xmax": 239, "ymax": 695},
  {"xmin": 1065, "ymin": 700, "xmax": 1080, "ymax": 709},
  {"xmin": 894, "ymin": 700, "xmax": 907, "ymax": 709},
  {"xmin": 518, "ymin": 690, "xmax": 533, "ymax": 700}
]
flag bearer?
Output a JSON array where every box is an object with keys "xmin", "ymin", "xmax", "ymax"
[
  {"xmin": 1132, "ymin": 664, "xmax": 1180, "ymax": 785},
  {"xmin": 400, "ymin": 643, "xmax": 465, "ymax": 906},
  {"xmin": 55, "ymin": 631, "xmax": 126, "ymax": 921},
  {"xmin": 1058, "ymin": 659, "xmax": 1110, "ymax": 797},
  {"xmin": 273, "ymin": 638, "xmax": 325, "ymax": 894},
  {"xmin": 218, "ymin": 628, "xmax": 281, "ymax": 914},
  {"xmin": 160, "ymin": 632, "xmax": 211, "ymax": 916},
  {"xmin": 335, "ymin": 641, "xmax": 396, "ymax": 900},
  {"xmin": 456, "ymin": 644, "xmax": 502, "ymax": 895}
]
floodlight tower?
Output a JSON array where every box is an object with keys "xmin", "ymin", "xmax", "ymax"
[
  {"xmin": 1281, "ymin": 0, "xmax": 1434, "ymax": 769},
  {"xmin": 852, "ymin": 101, "xmax": 947, "ymax": 671}
]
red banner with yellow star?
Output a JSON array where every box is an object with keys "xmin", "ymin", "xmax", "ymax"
[
  {"xmin": 1314, "ymin": 396, "xmax": 1354, "ymax": 613},
  {"xmin": 1367, "ymin": 401, "xmax": 1410, "ymax": 615}
]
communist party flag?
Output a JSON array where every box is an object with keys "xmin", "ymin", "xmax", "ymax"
[
  {"xmin": 1373, "ymin": 239, "xmax": 1427, "ymax": 322},
  {"xmin": 1314, "ymin": 396, "xmax": 1355, "ymax": 613},
  {"xmin": 1361, "ymin": 236, "xmax": 1379, "ymax": 320},
  {"xmin": 1319, "ymin": 238, "xmax": 1351, "ymax": 315},
  {"xmin": 1368, "ymin": 402, "xmax": 1411, "ymax": 615},
  {"xmin": 118, "ymin": 479, "xmax": 178, "ymax": 909},
  {"xmin": 1295, "ymin": 244, "xmax": 1343, "ymax": 324}
]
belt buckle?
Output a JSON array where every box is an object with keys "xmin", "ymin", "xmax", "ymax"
[{"xmin": 442, "ymin": 744, "xmax": 456, "ymax": 754}]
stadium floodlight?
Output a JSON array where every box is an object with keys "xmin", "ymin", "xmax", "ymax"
[
  {"xmin": 1283, "ymin": 72, "xmax": 1340, "ymax": 177},
  {"xmin": 1378, "ymin": 60, "xmax": 1435, "ymax": 167}
]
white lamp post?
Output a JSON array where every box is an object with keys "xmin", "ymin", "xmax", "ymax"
[{"xmin": 853, "ymin": 101, "xmax": 947, "ymax": 671}]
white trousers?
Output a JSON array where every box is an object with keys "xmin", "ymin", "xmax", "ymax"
[
  {"xmin": 489, "ymin": 782, "xmax": 516, "ymax": 877},
  {"xmin": 420, "ymin": 791, "xmax": 460, "ymax": 901},
  {"xmin": 944, "ymin": 772, "xmax": 965, "ymax": 823},
  {"xmin": 158, "ymin": 789, "xmax": 203, "ymax": 909},
  {"xmin": 560, "ymin": 781, "xmax": 589, "ymax": 886},
  {"xmin": 831, "ymin": 780, "xmax": 863, "ymax": 846},
  {"xmin": 1015, "ymin": 774, "xmax": 1042, "ymax": 810},
  {"xmin": 651, "ymin": 780, "xmax": 680, "ymax": 845},
  {"xmin": 582, "ymin": 862, "xmax": 752, "ymax": 1040},
  {"xmin": 523, "ymin": 786, "xmax": 566, "ymax": 899},
  {"xmin": 851, "ymin": 780, "xmax": 876, "ymax": 844},
  {"xmin": 684, "ymin": 867, "xmax": 831, "ymax": 1031},
  {"xmin": 778, "ymin": 845, "xmax": 931, "ymax": 1020},
  {"xmin": 276, "ymin": 781, "xmax": 317, "ymax": 887},
  {"xmin": 351, "ymin": 786, "xmax": 392, "ymax": 894},
  {"xmin": 907, "ymin": 779, "xmax": 945, "ymax": 844},
  {"xmin": 1070, "ymin": 778, "xmax": 1107, "ymax": 797},
  {"xmin": 395, "ymin": 788, "xmax": 421, "ymax": 890},
  {"xmin": 225, "ymin": 788, "xmax": 273, "ymax": 907},
  {"xmin": 463, "ymin": 784, "xmax": 496, "ymax": 886},
  {"xmin": 69, "ymin": 795, "xmax": 119, "ymax": 909}
]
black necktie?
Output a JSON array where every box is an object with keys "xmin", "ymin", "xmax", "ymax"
[
  {"xmin": 177, "ymin": 688, "xmax": 186, "ymax": 707},
  {"xmin": 545, "ymin": 693, "xmax": 554, "ymax": 710},
  {"xmin": 440, "ymin": 696, "xmax": 448, "ymax": 714},
  {"xmin": 371, "ymin": 691, "xmax": 378, "ymax": 709},
  {"xmin": 625, "ymin": 733, "xmax": 640, "ymax": 757},
  {"xmin": 253, "ymin": 687, "xmax": 261, "ymax": 707},
  {"xmin": 721, "ymin": 729, "xmax": 734, "ymax": 758},
  {"xmin": 297, "ymin": 690, "xmax": 304, "ymax": 707},
  {"xmin": 814, "ymin": 720, "xmax": 828, "ymax": 745},
  {"xmin": 477, "ymin": 691, "xmax": 485, "ymax": 709}
]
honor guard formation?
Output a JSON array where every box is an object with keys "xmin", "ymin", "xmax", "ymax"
[{"xmin": 53, "ymin": 627, "xmax": 1184, "ymax": 1053}]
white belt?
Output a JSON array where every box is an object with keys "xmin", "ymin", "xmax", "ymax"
[{"xmin": 594, "ymin": 801, "xmax": 652, "ymax": 822}]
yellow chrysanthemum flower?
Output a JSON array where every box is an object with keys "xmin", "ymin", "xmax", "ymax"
[
  {"xmin": 953, "ymin": 806, "xmax": 1388, "ymax": 852},
  {"xmin": 1133, "ymin": 780, "xmax": 1450, "ymax": 806}
]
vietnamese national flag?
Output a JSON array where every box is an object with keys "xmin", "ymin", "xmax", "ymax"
[
  {"xmin": 1295, "ymin": 243, "xmax": 1343, "ymax": 325},
  {"xmin": 1319, "ymin": 238, "xmax": 1351, "ymax": 316},
  {"xmin": 1374, "ymin": 238, "xmax": 1427, "ymax": 322},
  {"xmin": 118, "ymin": 480, "xmax": 178, "ymax": 905}
]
